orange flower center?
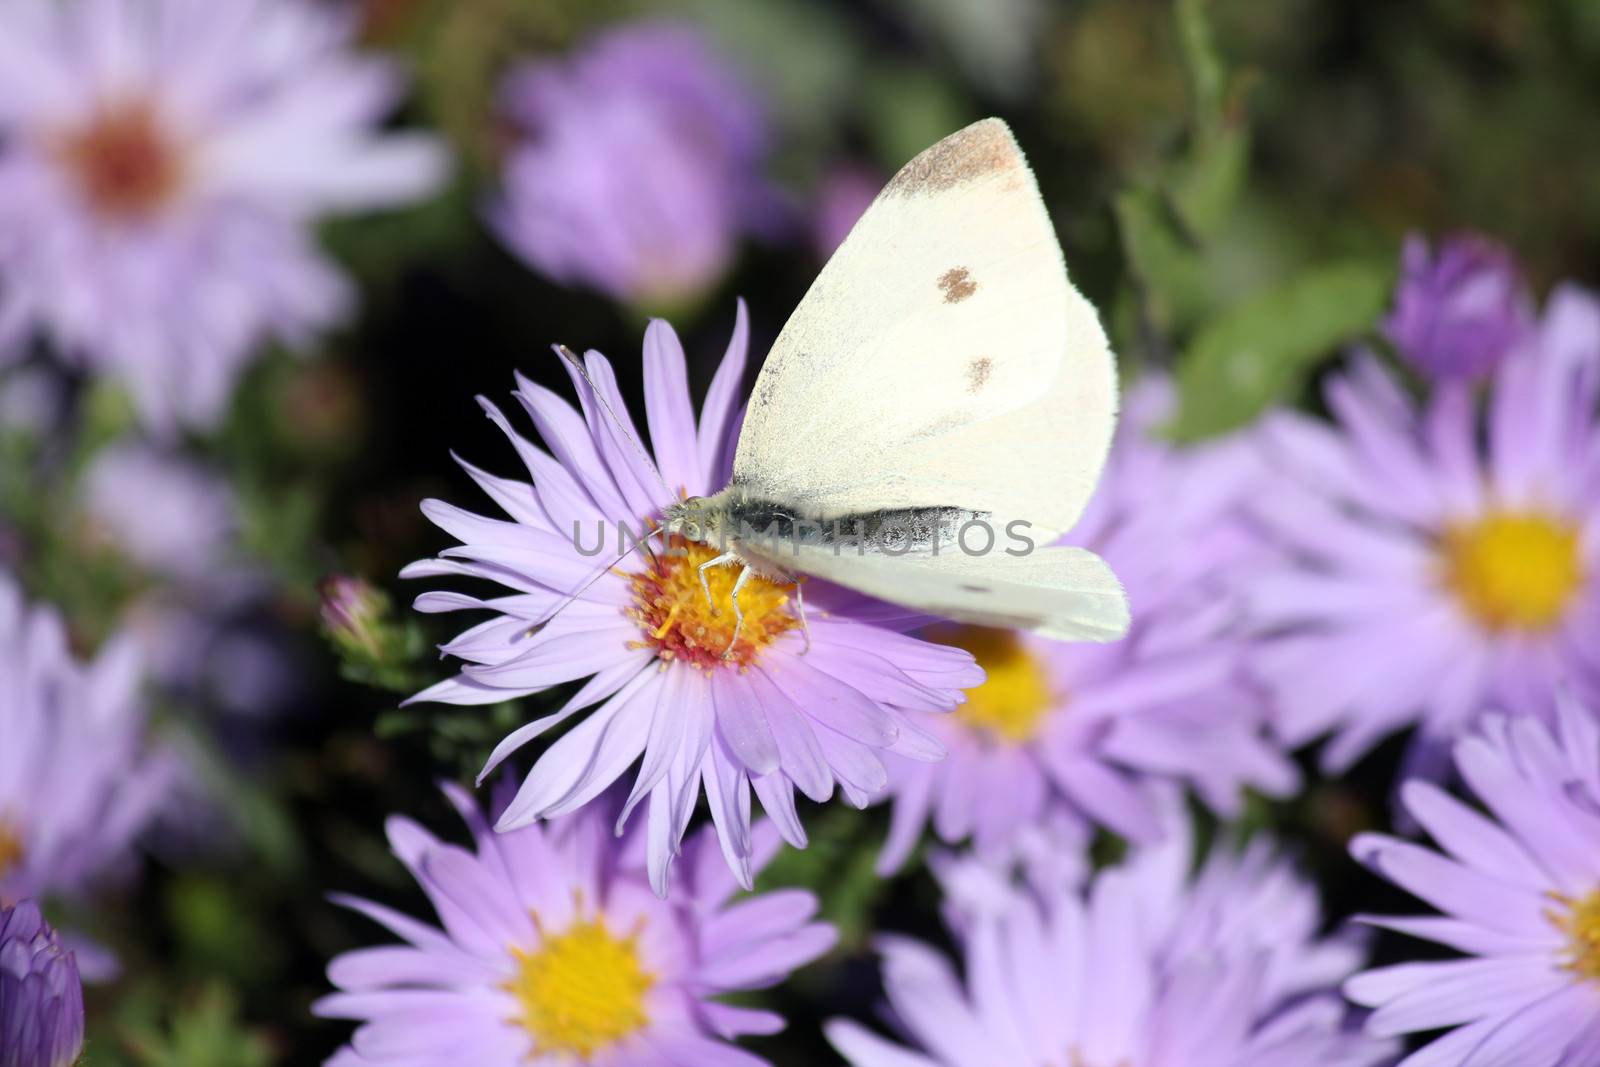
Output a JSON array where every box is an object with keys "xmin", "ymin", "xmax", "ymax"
[
  {"xmin": 56, "ymin": 100, "xmax": 184, "ymax": 222},
  {"xmin": 0, "ymin": 818, "xmax": 23, "ymax": 883},
  {"xmin": 627, "ymin": 536, "xmax": 799, "ymax": 669}
]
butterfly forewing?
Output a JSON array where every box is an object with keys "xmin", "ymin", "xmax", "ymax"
[{"xmin": 730, "ymin": 118, "xmax": 1117, "ymax": 545}]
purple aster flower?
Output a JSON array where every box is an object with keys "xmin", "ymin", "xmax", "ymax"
[
  {"xmin": 490, "ymin": 22, "xmax": 774, "ymax": 309},
  {"xmin": 1248, "ymin": 286, "xmax": 1600, "ymax": 777},
  {"xmin": 316, "ymin": 783, "xmax": 835, "ymax": 1067},
  {"xmin": 1386, "ymin": 232, "xmax": 1533, "ymax": 383},
  {"xmin": 406, "ymin": 304, "xmax": 981, "ymax": 894},
  {"xmin": 77, "ymin": 443, "xmax": 236, "ymax": 582},
  {"xmin": 874, "ymin": 380, "xmax": 1297, "ymax": 871},
  {"xmin": 1346, "ymin": 698, "xmax": 1600, "ymax": 1067},
  {"xmin": 0, "ymin": 0, "xmax": 448, "ymax": 432},
  {"xmin": 0, "ymin": 575, "xmax": 172, "ymax": 914},
  {"xmin": 828, "ymin": 808, "xmax": 1392, "ymax": 1067},
  {"xmin": 0, "ymin": 901, "xmax": 84, "ymax": 1067}
]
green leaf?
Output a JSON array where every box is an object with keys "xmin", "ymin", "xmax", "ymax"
[
  {"xmin": 1114, "ymin": 186, "xmax": 1214, "ymax": 335},
  {"xmin": 1175, "ymin": 0, "xmax": 1226, "ymax": 141},
  {"xmin": 1168, "ymin": 0, "xmax": 1251, "ymax": 238},
  {"xmin": 118, "ymin": 984, "xmax": 275, "ymax": 1067},
  {"xmin": 1169, "ymin": 121, "xmax": 1249, "ymax": 240},
  {"xmin": 1168, "ymin": 260, "xmax": 1393, "ymax": 441}
]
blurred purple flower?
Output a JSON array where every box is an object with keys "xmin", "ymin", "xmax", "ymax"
[
  {"xmin": 406, "ymin": 304, "xmax": 980, "ymax": 894},
  {"xmin": 70, "ymin": 442, "xmax": 300, "ymax": 721},
  {"xmin": 1347, "ymin": 698, "xmax": 1600, "ymax": 1067},
  {"xmin": 0, "ymin": 901, "xmax": 84, "ymax": 1067},
  {"xmin": 874, "ymin": 380, "xmax": 1297, "ymax": 872},
  {"xmin": 491, "ymin": 22, "xmax": 774, "ymax": 309},
  {"xmin": 0, "ymin": 367, "xmax": 68, "ymax": 438},
  {"xmin": 811, "ymin": 165, "xmax": 881, "ymax": 259},
  {"xmin": 316, "ymin": 783, "xmax": 834, "ymax": 1067},
  {"xmin": 78, "ymin": 443, "xmax": 236, "ymax": 581},
  {"xmin": 1386, "ymin": 232, "xmax": 1533, "ymax": 382},
  {"xmin": 829, "ymin": 808, "xmax": 1392, "ymax": 1067},
  {"xmin": 0, "ymin": 0, "xmax": 449, "ymax": 432},
  {"xmin": 1248, "ymin": 287, "xmax": 1600, "ymax": 778},
  {"xmin": 0, "ymin": 575, "xmax": 171, "ymax": 911}
]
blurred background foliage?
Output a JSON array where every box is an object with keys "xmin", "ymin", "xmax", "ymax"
[{"xmin": 5, "ymin": 0, "xmax": 1600, "ymax": 1063}]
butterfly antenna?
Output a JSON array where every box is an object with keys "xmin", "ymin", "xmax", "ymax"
[
  {"xmin": 536, "ymin": 524, "xmax": 668, "ymax": 630},
  {"xmin": 554, "ymin": 344, "xmax": 676, "ymax": 502}
]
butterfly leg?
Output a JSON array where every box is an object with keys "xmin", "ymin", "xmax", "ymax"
[
  {"xmin": 696, "ymin": 552, "xmax": 741, "ymax": 609},
  {"xmin": 720, "ymin": 564, "xmax": 755, "ymax": 659},
  {"xmin": 791, "ymin": 579, "xmax": 812, "ymax": 654}
]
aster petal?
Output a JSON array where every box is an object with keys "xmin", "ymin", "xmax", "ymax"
[
  {"xmin": 876, "ymin": 762, "xmax": 936, "ymax": 874},
  {"xmin": 877, "ymin": 937, "xmax": 994, "ymax": 1067},
  {"xmin": 1043, "ymin": 753, "xmax": 1163, "ymax": 843},
  {"xmin": 699, "ymin": 739, "xmax": 754, "ymax": 889},
  {"xmin": 767, "ymin": 649, "xmax": 899, "ymax": 747},
  {"xmin": 642, "ymin": 318, "xmax": 701, "ymax": 495},
  {"xmin": 750, "ymin": 772, "xmax": 807, "ymax": 848},
  {"xmin": 1458, "ymin": 982, "xmax": 1591, "ymax": 1067},
  {"xmin": 476, "ymin": 655, "xmax": 651, "ymax": 784},
  {"xmin": 745, "ymin": 668, "xmax": 833, "ymax": 803},
  {"xmin": 326, "ymin": 945, "xmax": 493, "ymax": 992},
  {"xmin": 512, "ymin": 374, "xmax": 631, "ymax": 519},
  {"xmin": 709, "ymin": 671, "xmax": 781, "ymax": 777},
  {"xmin": 699, "ymin": 1002, "xmax": 784, "ymax": 1040},
  {"xmin": 1350, "ymin": 833, "xmax": 1547, "ymax": 938},
  {"xmin": 1455, "ymin": 729, "xmax": 1600, "ymax": 890},
  {"xmin": 697, "ymin": 299, "xmax": 749, "ymax": 484},
  {"xmin": 1355, "ymin": 914, "xmax": 1553, "ymax": 957},
  {"xmin": 495, "ymin": 670, "xmax": 658, "ymax": 828},
  {"xmin": 1349, "ymin": 957, "xmax": 1562, "ymax": 1036},
  {"xmin": 462, "ymin": 624, "xmax": 639, "ymax": 692},
  {"xmin": 1401, "ymin": 780, "xmax": 1543, "ymax": 888},
  {"xmin": 825, "ymin": 1020, "xmax": 943, "ymax": 1067}
]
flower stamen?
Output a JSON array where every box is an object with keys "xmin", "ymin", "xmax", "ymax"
[
  {"xmin": 55, "ymin": 100, "xmax": 184, "ymax": 222},
  {"xmin": 1548, "ymin": 889, "xmax": 1600, "ymax": 980},
  {"xmin": 627, "ymin": 536, "xmax": 798, "ymax": 669},
  {"xmin": 937, "ymin": 626, "xmax": 1055, "ymax": 744},
  {"xmin": 506, "ymin": 915, "xmax": 654, "ymax": 1058},
  {"xmin": 1440, "ymin": 510, "xmax": 1584, "ymax": 632}
]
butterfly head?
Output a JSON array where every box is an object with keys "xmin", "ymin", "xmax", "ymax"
[{"xmin": 663, "ymin": 496, "xmax": 727, "ymax": 545}]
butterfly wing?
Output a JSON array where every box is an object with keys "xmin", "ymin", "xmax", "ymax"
[
  {"xmin": 731, "ymin": 118, "xmax": 1117, "ymax": 545},
  {"xmin": 770, "ymin": 542, "xmax": 1128, "ymax": 642}
]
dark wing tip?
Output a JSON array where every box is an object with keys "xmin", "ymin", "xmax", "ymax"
[{"xmin": 883, "ymin": 118, "xmax": 1025, "ymax": 199}]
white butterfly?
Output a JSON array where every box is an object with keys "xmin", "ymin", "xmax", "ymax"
[{"xmin": 603, "ymin": 119, "xmax": 1128, "ymax": 651}]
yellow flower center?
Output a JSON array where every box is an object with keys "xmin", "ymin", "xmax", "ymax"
[
  {"xmin": 0, "ymin": 818, "xmax": 22, "ymax": 882},
  {"xmin": 506, "ymin": 917, "xmax": 654, "ymax": 1058},
  {"xmin": 1548, "ymin": 890, "xmax": 1600, "ymax": 980},
  {"xmin": 627, "ymin": 536, "xmax": 799, "ymax": 669},
  {"xmin": 939, "ymin": 626, "xmax": 1055, "ymax": 744},
  {"xmin": 55, "ymin": 100, "xmax": 184, "ymax": 222},
  {"xmin": 1441, "ymin": 511, "xmax": 1584, "ymax": 632}
]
